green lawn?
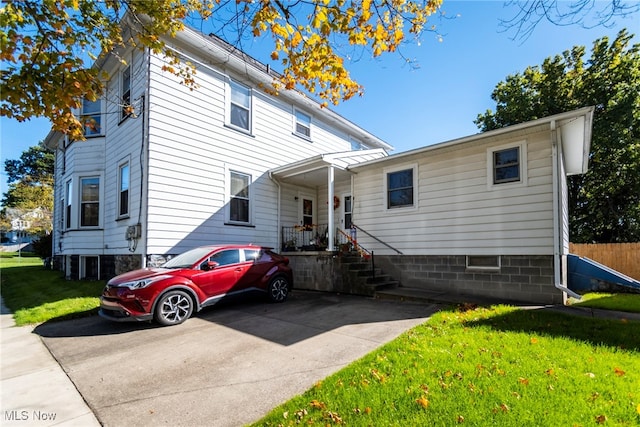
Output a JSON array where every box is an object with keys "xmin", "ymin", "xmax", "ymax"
[
  {"xmin": 254, "ymin": 305, "xmax": 640, "ymax": 426},
  {"xmin": 0, "ymin": 253, "xmax": 104, "ymax": 325},
  {"xmin": 569, "ymin": 292, "xmax": 640, "ymax": 313}
]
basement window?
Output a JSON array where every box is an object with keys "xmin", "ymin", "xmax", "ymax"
[{"xmin": 466, "ymin": 255, "xmax": 501, "ymax": 271}]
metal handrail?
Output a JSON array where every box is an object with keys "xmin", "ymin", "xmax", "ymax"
[
  {"xmin": 336, "ymin": 228, "xmax": 371, "ymax": 259},
  {"xmin": 351, "ymin": 223, "xmax": 403, "ymax": 255}
]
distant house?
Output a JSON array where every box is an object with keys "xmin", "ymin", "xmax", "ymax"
[
  {"xmin": 45, "ymin": 16, "xmax": 594, "ymax": 304},
  {"xmin": 1, "ymin": 208, "xmax": 46, "ymax": 246}
]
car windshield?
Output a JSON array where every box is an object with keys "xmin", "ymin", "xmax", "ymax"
[{"xmin": 162, "ymin": 247, "xmax": 214, "ymax": 269}]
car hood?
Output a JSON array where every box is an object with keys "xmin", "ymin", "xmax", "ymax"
[{"xmin": 107, "ymin": 268, "xmax": 175, "ymax": 285}]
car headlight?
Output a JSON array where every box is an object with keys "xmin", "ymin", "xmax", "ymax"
[{"xmin": 118, "ymin": 275, "xmax": 172, "ymax": 290}]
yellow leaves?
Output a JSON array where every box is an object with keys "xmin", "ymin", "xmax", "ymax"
[
  {"xmin": 415, "ymin": 395, "xmax": 430, "ymax": 409},
  {"xmin": 613, "ymin": 367, "xmax": 625, "ymax": 377},
  {"xmin": 637, "ymin": 403, "xmax": 640, "ymax": 415}
]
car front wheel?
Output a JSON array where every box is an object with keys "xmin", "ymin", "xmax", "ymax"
[
  {"xmin": 268, "ymin": 276, "xmax": 290, "ymax": 303},
  {"xmin": 155, "ymin": 290, "xmax": 193, "ymax": 326}
]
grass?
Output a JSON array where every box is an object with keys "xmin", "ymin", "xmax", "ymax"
[
  {"xmin": 0, "ymin": 253, "xmax": 104, "ymax": 325},
  {"xmin": 254, "ymin": 305, "xmax": 640, "ymax": 426},
  {"xmin": 568, "ymin": 292, "xmax": 640, "ymax": 313}
]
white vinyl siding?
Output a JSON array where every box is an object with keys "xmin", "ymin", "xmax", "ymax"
[
  {"xmin": 353, "ymin": 132, "xmax": 555, "ymax": 256},
  {"xmin": 142, "ymin": 52, "xmax": 369, "ymax": 254}
]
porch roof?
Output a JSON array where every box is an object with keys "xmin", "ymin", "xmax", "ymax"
[{"xmin": 269, "ymin": 149, "xmax": 388, "ymax": 186}]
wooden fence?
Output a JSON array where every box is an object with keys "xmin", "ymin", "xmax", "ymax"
[{"xmin": 569, "ymin": 243, "xmax": 640, "ymax": 281}]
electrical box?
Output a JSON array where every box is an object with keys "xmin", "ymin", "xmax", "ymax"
[{"xmin": 125, "ymin": 224, "xmax": 141, "ymax": 240}]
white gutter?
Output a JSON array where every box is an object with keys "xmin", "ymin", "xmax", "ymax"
[
  {"xmin": 268, "ymin": 172, "xmax": 282, "ymax": 253},
  {"xmin": 550, "ymin": 120, "xmax": 582, "ymax": 301}
]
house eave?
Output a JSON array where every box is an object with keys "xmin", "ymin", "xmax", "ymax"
[{"xmin": 349, "ymin": 107, "xmax": 595, "ymax": 173}]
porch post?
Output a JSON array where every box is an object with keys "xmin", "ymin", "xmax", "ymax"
[{"xmin": 327, "ymin": 165, "xmax": 335, "ymax": 251}]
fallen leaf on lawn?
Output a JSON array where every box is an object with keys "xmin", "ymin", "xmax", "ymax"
[
  {"xmin": 365, "ymin": 407, "xmax": 371, "ymax": 414},
  {"xmin": 585, "ymin": 372, "xmax": 596, "ymax": 378},
  {"xmin": 595, "ymin": 414, "xmax": 607, "ymax": 424},
  {"xmin": 310, "ymin": 400, "xmax": 326, "ymax": 410},
  {"xmin": 416, "ymin": 396, "xmax": 430, "ymax": 409},
  {"xmin": 282, "ymin": 411, "xmax": 288, "ymax": 419},
  {"xmin": 518, "ymin": 377, "xmax": 529, "ymax": 385},
  {"xmin": 500, "ymin": 403, "xmax": 509, "ymax": 413},
  {"xmin": 636, "ymin": 403, "xmax": 640, "ymax": 415},
  {"xmin": 614, "ymin": 367, "xmax": 625, "ymax": 377},
  {"xmin": 545, "ymin": 368, "xmax": 555, "ymax": 376},
  {"xmin": 457, "ymin": 415, "xmax": 465, "ymax": 423},
  {"xmin": 530, "ymin": 337, "xmax": 538, "ymax": 344}
]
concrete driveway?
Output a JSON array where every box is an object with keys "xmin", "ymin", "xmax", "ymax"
[{"xmin": 35, "ymin": 291, "xmax": 439, "ymax": 427}]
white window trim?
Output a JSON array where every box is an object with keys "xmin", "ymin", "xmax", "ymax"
[
  {"xmin": 225, "ymin": 166, "xmax": 253, "ymax": 226},
  {"xmin": 486, "ymin": 141, "xmax": 528, "ymax": 191},
  {"xmin": 117, "ymin": 158, "xmax": 130, "ymax": 219},
  {"xmin": 120, "ymin": 62, "xmax": 132, "ymax": 122},
  {"xmin": 78, "ymin": 174, "xmax": 104, "ymax": 229},
  {"xmin": 80, "ymin": 96, "xmax": 105, "ymax": 137},
  {"xmin": 383, "ymin": 163, "xmax": 418, "ymax": 211},
  {"xmin": 64, "ymin": 179, "xmax": 72, "ymax": 230},
  {"xmin": 466, "ymin": 255, "xmax": 501, "ymax": 271},
  {"xmin": 226, "ymin": 79, "xmax": 253, "ymax": 134},
  {"xmin": 293, "ymin": 109, "xmax": 312, "ymax": 140}
]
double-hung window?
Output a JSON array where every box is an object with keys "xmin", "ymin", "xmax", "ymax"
[
  {"xmin": 65, "ymin": 180, "xmax": 72, "ymax": 229},
  {"xmin": 387, "ymin": 168, "xmax": 414, "ymax": 209},
  {"xmin": 229, "ymin": 81, "xmax": 251, "ymax": 131},
  {"xmin": 294, "ymin": 110, "xmax": 311, "ymax": 138},
  {"xmin": 121, "ymin": 65, "xmax": 131, "ymax": 121},
  {"xmin": 118, "ymin": 163, "xmax": 130, "ymax": 218},
  {"xmin": 81, "ymin": 97, "xmax": 103, "ymax": 136},
  {"xmin": 80, "ymin": 177, "xmax": 100, "ymax": 227},
  {"xmin": 493, "ymin": 147, "xmax": 520, "ymax": 184},
  {"xmin": 229, "ymin": 171, "xmax": 250, "ymax": 223}
]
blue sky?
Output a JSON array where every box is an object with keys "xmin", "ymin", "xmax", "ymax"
[{"xmin": 1, "ymin": 1, "xmax": 638, "ymax": 194}]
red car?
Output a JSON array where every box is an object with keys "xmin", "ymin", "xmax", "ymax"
[{"xmin": 99, "ymin": 245, "xmax": 293, "ymax": 326}]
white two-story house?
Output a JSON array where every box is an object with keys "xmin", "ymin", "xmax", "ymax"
[
  {"xmin": 45, "ymin": 21, "xmax": 392, "ymax": 281},
  {"xmin": 46, "ymin": 16, "xmax": 593, "ymax": 304}
]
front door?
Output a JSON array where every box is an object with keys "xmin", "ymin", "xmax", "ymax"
[
  {"xmin": 298, "ymin": 193, "xmax": 316, "ymax": 247},
  {"xmin": 341, "ymin": 194, "xmax": 352, "ymax": 232}
]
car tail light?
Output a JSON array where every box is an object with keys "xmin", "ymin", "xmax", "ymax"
[{"xmin": 283, "ymin": 257, "xmax": 289, "ymax": 266}]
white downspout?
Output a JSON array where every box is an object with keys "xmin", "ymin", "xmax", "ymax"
[
  {"xmin": 551, "ymin": 120, "xmax": 581, "ymax": 301},
  {"xmin": 327, "ymin": 165, "xmax": 335, "ymax": 251},
  {"xmin": 269, "ymin": 172, "xmax": 282, "ymax": 252}
]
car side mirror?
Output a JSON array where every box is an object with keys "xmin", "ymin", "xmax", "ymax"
[{"xmin": 203, "ymin": 261, "xmax": 219, "ymax": 271}]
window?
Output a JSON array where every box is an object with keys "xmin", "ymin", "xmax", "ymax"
[
  {"xmin": 118, "ymin": 163, "xmax": 130, "ymax": 217},
  {"xmin": 229, "ymin": 80, "xmax": 251, "ymax": 131},
  {"xmin": 294, "ymin": 110, "xmax": 311, "ymax": 138},
  {"xmin": 466, "ymin": 255, "xmax": 501, "ymax": 270},
  {"xmin": 229, "ymin": 171, "xmax": 250, "ymax": 223},
  {"xmin": 493, "ymin": 147, "xmax": 520, "ymax": 184},
  {"xmin": 65, "ymin": 180, "xmax": 72, "ymax": 229},
  {"xmin": 350, "ymin": 137, "xmax": 369, "ymax": 151},
  {"xmin": 387, "ymin": 168, "xmax": 414, "ymax": 209},
  {"xmin": 121, "ymin": 65, "xmax": 131, "ymax": 120},
  {"xmin": 81, "ymin": 97, "xmax": 102, "ymax": 136},
  {"xmin": 80, "ymin": 177, "xmax": 100, "ymax": 227},
  {"xmin": 209, "ymin": 250, "xmax": 240, "ymax": 266},
  {"xmin": 81, "ymin": 256, "xmax": 99, "ymax": 280}
]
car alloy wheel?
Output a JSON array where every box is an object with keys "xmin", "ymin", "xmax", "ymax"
[
  {"xmin": 155, "ymin": 290, "xmax": 193, "ymax": 326},
  {"xmin": 268, "ymin": 276, "xmax": 289, "ymax": 302}
]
